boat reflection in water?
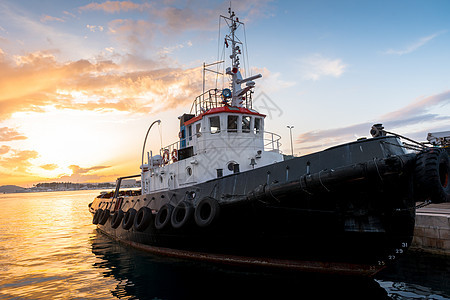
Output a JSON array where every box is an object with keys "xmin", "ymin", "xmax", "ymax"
[{"xmin": 91, "ymin": 231, "xmax": 391, "ymax": 300}]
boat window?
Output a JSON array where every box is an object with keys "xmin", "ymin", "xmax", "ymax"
[
  {"xmin": 254, "ymin": 118, "xmax": 262, "ymax": 134},
  {"xmin": 242, "ymin": 116, "xmax": 251, "ymax": 133},
  {"xmin": 209, "ymin": 116, "xmax": 220, "ymax": 134},
  {"xmin": 195, "ymin": 122, "xmax": 201, "ymax": 137},
  {"xmin": 186, "ymin": 166, "xmax": 192, "ymax": 176},
  {"xmin": 227, "ymin": 115, "xmax": 238, "ymax": 133},
  {"xmin": 188, "ymin": 125, "xmax": 192, "ymax": 140}
]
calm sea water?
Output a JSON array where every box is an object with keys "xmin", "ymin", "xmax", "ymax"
[{"xmin": 0, "ymin": 190, "xmax": 449, "ymax": 300}]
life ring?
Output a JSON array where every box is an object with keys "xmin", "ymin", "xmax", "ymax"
[
  {"xmin": 111, "ymin": 209, "xmax": 124, "ymax": 229},
  {"xmin": 171, "ymin": 201, "xmax": 194, "ymax": 229},
  {"xmin": 122, "ymin": 208, "xmax": 137, "ymax": 230},
  {"xmin": 194, "ymin": 197, "xmax": 220, "ymax": 227},
  {"xmin": 162, "ymin": 149, "xmax": 170, "ymax": 164},
  {"xmin": 155, "ymin": 204, "xmax": 174, "ymax": 230},
  {"xmin": 92, "ymin": 208, "xmax": 103, "ymax": 224},
  {"xmin": 134, "ymin": 207, "xmax": 153, "ymax": 232},
  {"xmin": 172, "ymin": 149, "xmax": 178, "ymax": 162},
  {"xmin": 99, "ymin": 209, "xmax": 110, "ymax": 225},
  {"xmin": 415, "ymin": 148, "xmax": 450, "ymax": 203}
]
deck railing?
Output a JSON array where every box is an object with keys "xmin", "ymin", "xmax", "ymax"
[
  {"xmin": 190, "ymin": 88, "xmax": 254, "ymax": 116},
  {"xmin": 263, "ymin": 131, "xmax": 282, "ymax": 152}
]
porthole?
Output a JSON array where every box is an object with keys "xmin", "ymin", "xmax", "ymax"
[
  {"xmin": 227, "ymin": 161, "xmax": 237, "ymax": 171},
  {"xmin": 186, "ymin": 166, "xmax": 193, "ymax": 176}
]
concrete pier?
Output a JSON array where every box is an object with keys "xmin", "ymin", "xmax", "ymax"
[{"xmin": 412, "ymin": 203, "xmax": 450, "ymax": 255}]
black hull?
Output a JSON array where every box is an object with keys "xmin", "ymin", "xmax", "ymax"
[{"xmin": 93, "ymin": 136, "xmax": 418, "ymax": 276}]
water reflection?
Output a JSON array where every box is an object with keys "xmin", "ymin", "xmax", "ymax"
[
  {"xmin": 1, "ymin": 191, "xmax": 449, "ymax": 300},
  {"xmin": 91, "ymin": 232, "xmax": 390, "ymax": 300},
  {"xmin": 377, "ymin": 252, "xmax": 450, "ymax": 299}
]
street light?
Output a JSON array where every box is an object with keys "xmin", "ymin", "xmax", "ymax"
[
  {"xmin": 287, "ymin": 125, "xmax": 294, "ymax": 157},
  {"xmin": 141, "ymin": 120, "xmax": 162, "ymax": 167}
]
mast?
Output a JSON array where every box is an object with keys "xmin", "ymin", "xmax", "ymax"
[{"xmin": 223, "ymin": 8, "xmax": 262, "ymax": 107}]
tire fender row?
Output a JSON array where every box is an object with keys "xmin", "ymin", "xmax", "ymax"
[{"xmin": 93, "ymin": 196, "xmax": 221, "ymax": 232}]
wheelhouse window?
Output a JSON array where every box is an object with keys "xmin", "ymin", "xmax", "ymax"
[
  {"xmin": 188, "ymin": 125, "xmax": 192, "ymax": 140},
  {"xmin": 242, "ymin": 116, "xmax": 251, "ymax": 133},
  {"xmin": 195, "ymin": 122, "xmax": 201, "ymax": 137},
  {"xmin": 209, "ymin": 116, "xmax": 220, "ymax": 134},
  {"xmin": 254, "ymin": 118, "xmax": 262, "ymax": 134},
  {"xmin": 227, "ymin": 115, "xmax": 238, "ymax": 133}
]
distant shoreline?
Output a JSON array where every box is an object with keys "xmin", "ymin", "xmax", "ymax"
[{"xmin": 1, "ymin": 180, "xmax": 140, "ymax": 194}]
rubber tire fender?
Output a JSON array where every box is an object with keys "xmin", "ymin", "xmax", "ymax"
[
  {"xmin": 134, "ymin": 207, "xmax": 153, "ymax": 232},
  {"xmin": 171, "ymin": 201, "xmax": 194, "ymax": 229},
  {"xmin": 194, "ymin": 197, "xmax": 220, "ymax": 228},
  {"xmin": 99, "ymin": 209, "xmax": 110, "ymax": 225},
  {"xmin": 111, "ymin": 209, "xmax": 124, "ymax": 229},
  {"xmin": 155, "ymin": 204, "xmax": 174, "ymax": 230},
  {"xmin": 122, "ymin": 208, "xmax": 137, "ymax": 230},
  {"xmin": 415, "ymin": 148, "xmax": 450, "ymax": 203},
  {"xmin": 92, "ymin": 208, "xmax": 103, "ymax": 224}
]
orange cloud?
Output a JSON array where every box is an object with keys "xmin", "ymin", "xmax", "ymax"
[
  {"xmin": 79, "ymin": 1, "xmax": 151, "ymax": 13},
  {"xmin": 40, "ymin": 15, "xmax": 65, "ymax": 23},
  {"xmin": 54, "ymin": 164, "xmax": 113, "ymax": 183},
  {"xmin": 0, "ymin": 145, "xmax": 10, "ymax": 155},
  {"xmin": 68, "ymin": 165, "xmax": 110, "ymax": 174},
  {"xmin": 40, "ymin": 163, "xmax": 59, "ymax": 171},
  {"xmin": 0, "ymin": 50, "xmax": 203, "ymax": 120},
  {"xmin": 0, "ymin": 127, "xmax": 27, "ymax": 141},
  {"xmin": 0, "ymin": 149, "xmax": 39, "ymax": 173}
]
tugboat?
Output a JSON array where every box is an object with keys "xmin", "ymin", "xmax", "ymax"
[{"xmin": 89, "ymin": 9, "xmax": 450, "ymax": 276}]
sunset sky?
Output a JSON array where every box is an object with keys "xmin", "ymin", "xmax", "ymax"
[{"xmin": 1, "ymin": 0, "xmax": 449, "ymax": 186}]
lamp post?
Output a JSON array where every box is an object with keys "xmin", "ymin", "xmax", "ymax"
[
  {"xmin": 287, "ymin": 125, "xmax": 294, "ymax": 157},
  {"xmin": 142, "ymin": 120, "xmax": 162, "ymax": 167}
]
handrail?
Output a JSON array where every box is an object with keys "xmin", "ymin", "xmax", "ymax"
[
  {"xmin": 190, "ymin": 88, "xmax": 254, "ymax": 116},
  {"xmin": 156, "ymin": 130, "xmax": 281, "ymax": 167},
  {"xmin": 263, "ymin": 131, "xmax": 282, "ymax": 152}
]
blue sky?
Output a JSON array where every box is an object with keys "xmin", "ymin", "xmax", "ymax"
[{"xmin": 0, "ymin": 0, "xmax": 449, "ymax": 185}]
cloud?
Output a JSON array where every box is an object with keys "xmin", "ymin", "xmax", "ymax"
[
  {"xmin": 68, "ymin": 165, "xmax": 110, "ymax": 174},
  {"xmin": 86, "ymin": 24, "xmax": 104, "ymax": 32},
  {"xmin": 252, "ymin": 67, "xmax": 296, "ymax": 92},
  {"xmin": 40, "ymin": 15, "xmax": 65, "ymax": 23},
  {"xmin": 40, "ymin": 163, "xmax": 58, "ymax": 171},
  {"xmin": 384, "ymin": 31, "xmax": 446, "ymax": 55},
  {"xmin": 296, "ymin": 90, "xmax": 450, "ymax": 153},
  {"xmin": 0, "ymin": 145, "xmax": 10, "ymax": 155},
  {"xmin": 0, "ymin": 127, "xmax": 27, "ymax": 141},
  {"xmin": 0, "ymin": 50, "xmax": 204, "ymax": 120},
  {"xmin": 79, "ymin": 1, "xmax": 151, "ymax": 13},
  {"xmin": 158, "ymin": 41, "xmax": 193, "ymax": 56},
  {"xmin": 380, "ymin": 90, "xmax": 450, "ymax": 121},
  {"xmin": 108, "ymin": 19, "xmax": 156, "ymax": 49},
  {"xmin": 0, "ymin": 149, "xmax": 38, "ymax": 173},
  {"xmin": 299, "ymin": 54, "xmax": 347, "ymax": 81},
  {"xmin": 54, "ymin": 164, "xmax": 112, "ymax": 182}
]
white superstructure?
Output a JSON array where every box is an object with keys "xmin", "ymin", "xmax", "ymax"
[{"xmin": 139, "ymin": 9, "xmax": 283, "ymax": 194}]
